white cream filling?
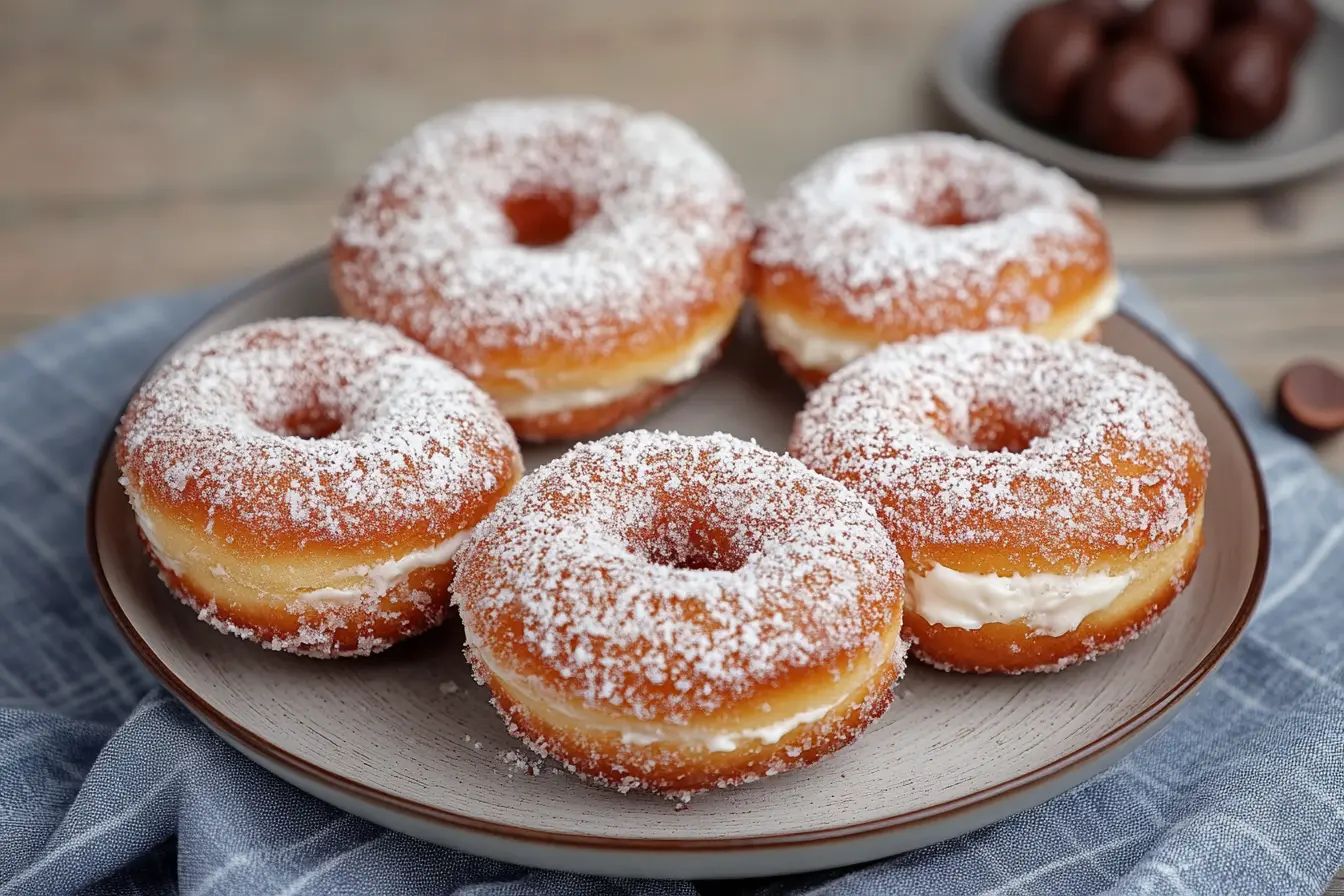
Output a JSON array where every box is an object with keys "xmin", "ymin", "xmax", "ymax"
[
  {"xmin": 908, "ymin": 564, "xmax": 1135, "ymax": 637},
  {"xmin": 478, "ymin": 651, "xmax": 849, "ymax": 753},
  {"xmin": 616, "ymin": 700, "xmax": 842, "ymax": 752},
  {"xmin": 493, "ymin": 327, "xmax": 724, "ymax": 418},
  {"xmin": 759, "ymin": 274, "xmax": 1122, "ymax": 374},
  {"xmin": 758, "ymin": 306, "xmax": 875, "ymax": 373},
  {"xmin": 125, "ymin": 481, "xmax": 472, "ymax": 604},
  {"xmin": 298, "ymin": 528, "xmax": 474, "ymax": 603}
]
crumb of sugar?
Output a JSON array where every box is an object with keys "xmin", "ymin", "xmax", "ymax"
[{"xmin": 498, "ymin": 749, "xmax": 544, "ymax": 777}]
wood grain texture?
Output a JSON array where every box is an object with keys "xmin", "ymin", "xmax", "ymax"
[{"xmin": 3, "ymin": 1, "xmax": 1343, "ymax": 881}]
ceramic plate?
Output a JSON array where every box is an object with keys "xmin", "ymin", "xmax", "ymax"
[
  {"xmin": 934, "ymin": 0, "xmax": 1344, "ymax": 194},
  {"xmin": 88, "ymin": 252, "xmax": 1267, "ymax": 879}
]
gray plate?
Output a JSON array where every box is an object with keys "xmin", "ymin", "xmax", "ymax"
[
  {"xmin": 88, "ymin": 253, "xmax": 1268, "ymax": 879},
  {"xmin": 934, "ymin": 0, "xmax": 1344, "ymax": 194}
]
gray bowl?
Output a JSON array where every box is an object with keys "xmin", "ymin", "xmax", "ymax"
[{"xmin": 934, "ymin": 0, "xmax": 1344, "ymax": 194}]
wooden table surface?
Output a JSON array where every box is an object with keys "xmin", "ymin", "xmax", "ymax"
[{"xmin": 2, "ymin": 0, "xmax": 1342, "ymax": 888}]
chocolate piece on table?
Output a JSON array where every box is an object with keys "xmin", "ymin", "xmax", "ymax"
[
  {"xmin": 998, "ymin": 4, "xmax": 1104, "ymax": 128},
  {"xmin": 1190, "ymin": 24, "xmax": 1293, "ymax": 140},
  {"xmin": 1073, "ymin": 40, "xmax": 1197, "ymax": 157},
  {"xmin": 1275, "ymin": 360, "xmax": 1344, "ymax": 442},
  {"xmin": 1216, "ymin": 0, "xmax": 1318, "ymax": 56},
  {"xmin": 1123, "ymin": 0, "xmax": 1215, "ymax": 58}
]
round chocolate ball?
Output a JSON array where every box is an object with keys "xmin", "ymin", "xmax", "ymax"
[
  {"xmin": 1216, "ymin": 0, "xmax": 1317, "ymax": 56},
  {"xmin": 998, "ymin": 4, "xmax": 1104, "ymax": 127},
  {"xmin": 1124, "ymin": 0, "xmax": 1214, "ymax": 57},
  {"xmin": 1191, "ymin": 24, "xmax": 1293, "ymax": 139},
  {"xmin": 1074, "ymin": 41, "xmax": 1198, "ymax": 157}
]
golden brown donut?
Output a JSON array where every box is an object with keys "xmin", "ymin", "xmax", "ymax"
[
  {"xmin": 116, "ymin": 318, "xmax": 523, "ymax": 657},
  {"xmin": 751, "ymin": 133, "xmax": 1116, "ymax": 389},
  {"xmin": 790, "ymin": 329, "xmax": 1209, "ymax": 674},
  {"xmin": 331, "ymin": 98, "xmax": 751, "ymax": 441},
  {"xmin": 452, "ymin": 431, "xmax": 907, "ymax": 795}
]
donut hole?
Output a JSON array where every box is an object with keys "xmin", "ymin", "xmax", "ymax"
[
  {"xmin": 502, "ymin": 190, "xmax": 599, "ymax": 248},
  {"xmin": 949, "ymin": 404, "xmax": 1050, "ymax": 454},
  {"xmin": 916, "ymin": 191, "xmax": 1008, "ymax": 228},
  {"xmin": 262, "ymin": 406, "xmax": 346, "ymax": 440},
  {"xmin": 638, "ymin": 520, "xmax": 748, "ymax": 573},
  {"xmin": 870, "ymin": 180, "xmax": 1003, "ymax": 228}
]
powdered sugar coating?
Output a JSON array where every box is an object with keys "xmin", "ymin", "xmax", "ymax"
[
  {"xmin": 790, "ymin": 330, "xmax": 1209, "ymax": 571},
  {"xmin": 752, "ymin": 133, "xmax": 1110, "ymax": 332},
  {"xmin": 453, "ymin": 431, "xmax": 904, "ymax": 722},
  {"xmin": 117, "ymin": 318, "xmax": 521, "ymax": 549},
  {"xmin": 332, "ymin": 98, "xmax": 750, "ymax": 374}
]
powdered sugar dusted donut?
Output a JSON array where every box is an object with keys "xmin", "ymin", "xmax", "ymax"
[
  {"xmin": 752, "ymin": 133, "xmax": 1116, "ymax": 388},
  {"xmin": 117, "ymin": 318, "xmax": 523, "ymax": 657},
  {"xmin": 790, "ymin": 329, "xmax": 1208, "ymax": 674},
  {"xmin": 332, "ymin": 98, "xmax": 751, "ymax": 441},
  {"xmin": 453, "ymin": 431, "xmax": 907, "ymax": 795}
]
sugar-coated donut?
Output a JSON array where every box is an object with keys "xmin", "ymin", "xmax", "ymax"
[
  {"xmin": 116, "ymin": 318, "xmax": 523, "ymax": 657},
  {"xmin": 790, "ymin": 330, "xmax": 1209, "ymax": 674},
  {"xmin": 332, "ymin": 98, "xmax": 752, "ymax": 441},
  {"xmin": 452, "ymin": 431, "xmax": 907, "ymax": 795},
  {"xmin": 751, "ymin": 133, "xmax": 1117, "ymax": 389}
]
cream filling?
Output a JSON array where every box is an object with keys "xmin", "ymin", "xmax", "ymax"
[
  {"xmin": 476, "ymin": 647, "xmax": 856, "ymax": 754},
  {"xmin": 758, "ymin": 306, "xmax": 875, "ymax": 373},
  {"xmin": 614, "ymin": 699, "xmax": 842, "ymax": 752},
  {"xmin": 759, "ymin": 274, "xmax": 1122, "ymax": 374},
  {"xmin": 125, "ymin": 482, "xmax": 472, "ymax": 604},
  {"xmin": 907, "ymin": 564, "xmax": 1135, "ymax": 636},
  {"xmin": 298, "ymin": 528, "xmax": 474, "ymax": 603},
  {"xmin": 493, "ymin": 328, "xmax": 724, "ymax": 418}
]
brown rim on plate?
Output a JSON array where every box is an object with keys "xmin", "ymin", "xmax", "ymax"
[{"xmin": 85, "ymin": 250, "xmax": 1270, "ymax": 851}]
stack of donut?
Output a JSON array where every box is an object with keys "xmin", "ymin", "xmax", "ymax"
[{"xmin": 116, "ymin": 97, "xmax": 1208, "ymax": 798}]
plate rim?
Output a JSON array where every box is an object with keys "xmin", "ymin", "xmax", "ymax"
[
  {"xmin": 86, "ymin": 249, "xmax": 1271, "ymax": 852},
  {"xmin": 933, "ymin": 0, "xmax": 1344, "ymax": 194}
]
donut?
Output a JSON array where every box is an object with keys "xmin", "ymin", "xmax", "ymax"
[
  {"xmin": 332, "ymin": 98, "xmax": 752, "ymax": 441},
  {"xmin": 751, "ymin": 133, "xmax": 1116, "ymax": 389},
  {"xmin": 116, "ymin": 318, "xmax": 523, "ymax": 657},
  {"xmin": 790, "ymin": 329, "xmax": 1209, "ymax": 674},
  {"xmin": 452, "ymin": 431, "xmax": 906, "ymax": 794}
]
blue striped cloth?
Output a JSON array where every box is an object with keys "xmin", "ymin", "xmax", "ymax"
[{"xmin": 2, "ymin": 281, "xmax": 1343, "ymax": 896}]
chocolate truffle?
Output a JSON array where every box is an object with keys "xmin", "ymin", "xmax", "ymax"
[
  {"xmin": 1124, "ymin": 0, "xmax": 1214, "ymax": 57},
  {"xmin": 1074, "ymin": 41, "xmax": 1197, "ymax": 157},
  {"xmin": 1275, "ymin": 360, "xmax": 1344, "ymax": 442},
  {"xmin": 998, "ymin": 4, "xmax": 1104, "ymax": 127},
  {"xmin": 1191, "ymin": 24, "xmax": 1293, "ymax": 139},
  {"xmin": 1216, "ymin": 0, "xmax": 1317, "ymax": 56}
]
